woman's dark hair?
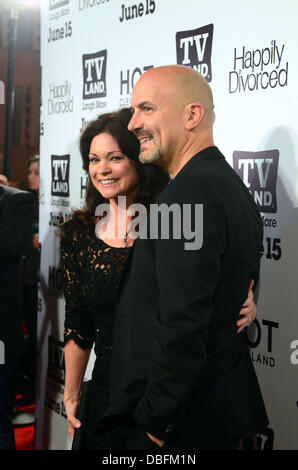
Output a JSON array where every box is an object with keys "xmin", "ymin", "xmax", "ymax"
[
  {"xmin": 27, "ymin": 155, "xmax": 40, "ymax": 168},
  {"xmin": 61, "ymin": 108, "xmax": 169, "ymax": 235}
]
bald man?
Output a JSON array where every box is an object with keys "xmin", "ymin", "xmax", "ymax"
[{"xmin": 95, "ymin": 66, "xmax": 269, "ymax": 450}]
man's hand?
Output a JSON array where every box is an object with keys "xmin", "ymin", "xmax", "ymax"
[{"xmin": 146, "ymin": 432, "xmax": 165, "ymax": 447}]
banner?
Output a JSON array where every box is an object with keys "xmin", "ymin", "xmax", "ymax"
[{"xmin": 36, "ymin": 0, "xmax": 298, "ymax": 450}]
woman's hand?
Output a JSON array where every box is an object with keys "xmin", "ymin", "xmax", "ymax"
[
  {"xmin": 64, "ymin": 395, "xmax": 82, "ymax": 441},
  {"xmin": 236, "ymin": 279, "xmax": 257, "ymax": 333}
]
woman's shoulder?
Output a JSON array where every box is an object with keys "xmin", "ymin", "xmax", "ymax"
[{"xmin": 60, "ymin": 211, "xmax": 93, "ymax": 245}]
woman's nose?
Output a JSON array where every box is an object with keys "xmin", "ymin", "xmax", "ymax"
[{"xmin": 98, "ymin": 160, "xmax": 112, "ymax": 175}]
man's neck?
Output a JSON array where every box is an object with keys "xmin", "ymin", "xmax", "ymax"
[{"xmin": 168, "ymin": 135, "xmax": 214, "ymax": 179}]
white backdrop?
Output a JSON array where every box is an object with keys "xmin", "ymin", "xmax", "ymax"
[{"xmin": 36, "ymin": 0, "xmax": 298, "ymax": 450}]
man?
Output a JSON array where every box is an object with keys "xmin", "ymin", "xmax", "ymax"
[
  {"xmin": 96, "ymin": 65, "xmax": 269, "ymax": 450},
  {"xmin": 0, "ymin": 183, "xmax": 35, "ymax": 449}
]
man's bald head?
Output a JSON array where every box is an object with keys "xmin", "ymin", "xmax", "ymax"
[
  {"xmin": 134, "ymin": 65, "xmax": 214, "ymax": 124},
  {"xmin": 128, "ymin": 65, "xmax": 215, "ymax": 175}
]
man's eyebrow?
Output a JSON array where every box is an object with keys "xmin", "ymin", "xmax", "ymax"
[{"xmin": 136, "ymin": 101, "xmax": 154, "ymax": 109}]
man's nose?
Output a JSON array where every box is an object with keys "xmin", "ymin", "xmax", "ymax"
[{"xmin": 128, "ymin": 111, "xmax": 141, "ymax": 132}]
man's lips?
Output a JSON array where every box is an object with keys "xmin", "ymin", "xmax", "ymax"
[
  {"xmin": 135, "ymin": 130, "xmax": 153, "ymax": 144},
  {"xmin": 139, "ymin": 137, "xmax": 152, "ymax": 144},
  {"xmin": 138, "ymin": 135, "xmax": 154, "ymax": 149}
]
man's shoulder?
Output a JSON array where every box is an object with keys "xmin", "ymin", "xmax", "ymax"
[
  {"xmin": 1, "ymin": 186, "xmax": 34, "ymax": 202},
  {"xmin": 1, "ymin": 185, "xmax": 31, "ymax": 197},
  {"xmin": 0, "ymin": 187, "xmax": 35, "ymax": 215}
]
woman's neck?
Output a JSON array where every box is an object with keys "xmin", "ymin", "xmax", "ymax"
[{"xmin": 95, "ymin": 195, "xmax": 135, "ymax": 248}]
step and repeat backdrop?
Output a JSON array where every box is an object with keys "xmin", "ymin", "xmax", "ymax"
[{"xmin": 36, "ymin": 0, "xmax": 298, "ymax": 450}]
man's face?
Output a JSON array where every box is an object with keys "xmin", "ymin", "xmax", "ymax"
[{"xmin": 128, "ymin": 74, "xmax": 186, "ymax": 166}]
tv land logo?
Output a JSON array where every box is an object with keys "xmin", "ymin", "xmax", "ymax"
[
  {"xmin": 233, "ymin": 150, "xmax": 279, "ymax": 214},
  {"xmin": 47, "ymin": 336, "xmax": 65, "ymax": 385},
  {"xmin": 49, "ymin": 0, "xmax": 69, "ymax": 9},
  {"xmin": 48, "ymin": 0, "xmax": 70, "ymax": 22},
  {"xmin": 80, "ymin": 117, "xmax": 92, "ymax": 133},
  {"xmin": 83, "ymin": 50, "xmax": 107, "ymax": 99},
  {"xmin": 45, "ymin": 336, "xmax": 67, "ymax": 419},
  {"xmin": 82, "ymin": 50, "xmax": 107, "ymax": 111},
  {"xmin": 51, "ymin": 154, "xmax": 70, "ymax": 198},
  {"xmin": 176, "ymin": 24, "xmax": 213, "ymax": 82},
  {"xmin": 229, "ymin": 40, "xmax": 288, "ymax": 93}
]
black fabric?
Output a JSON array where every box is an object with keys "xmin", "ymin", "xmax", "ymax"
[
  {"xmin": 0, "ymin": 186, "xmax": 35, "ymax": 357},
  {"xmin": 71, "ymin": 379, "xmax": 92, "ymax": 450},
  {"xmin": 61, "ymin": 226, "xmax": 132, "ymax": 449},
  {"xmin": 0, "ymin": 357, "xmax": 16, "ymax": 449},
  {"xmin": 125, "ymin": 423, "xmax": 241, "ymax": 451},
  {"xmin": 97, "ymin": 146, "xmax": 269, "ymax": 446}
]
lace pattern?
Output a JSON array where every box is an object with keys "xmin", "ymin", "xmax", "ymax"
[{"xmin": 61, "ymin": 225, "xmax": 132, "ymax": 449}]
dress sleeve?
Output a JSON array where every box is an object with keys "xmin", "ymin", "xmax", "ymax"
[{"xmin": 61, "ymin": 230, "xmax": 95, "ymax": 350}]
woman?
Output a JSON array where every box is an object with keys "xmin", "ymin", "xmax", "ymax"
[{"xmin": 61, "ymin": 108, "xmax": 256, "ymax": 450}]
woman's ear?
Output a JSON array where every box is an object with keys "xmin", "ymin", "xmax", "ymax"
[{"xmin": 184, "ymin": 102, "xmax": 205, "ymax": 130}]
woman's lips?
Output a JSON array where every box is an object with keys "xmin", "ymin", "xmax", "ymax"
[{"xmin": 100, "ymin": 179, "xmax": 119, "ymax": 186}]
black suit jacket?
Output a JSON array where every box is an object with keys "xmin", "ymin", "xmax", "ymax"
[
  {"xmin": 97, "ymin": 146, "xmax": 269, "ymax": 440},
  {"xmin": 0, "ymin": 185, "xmax": 35, "ymax": 357}
]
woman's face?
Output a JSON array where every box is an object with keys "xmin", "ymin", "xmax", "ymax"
[
  {"xmin": 27, "ymin": 161, "xmax": 40, "ymax": 191},
  {"xmin": 88, "ymin": 132, "xmax": 140, "ymax": 203}
]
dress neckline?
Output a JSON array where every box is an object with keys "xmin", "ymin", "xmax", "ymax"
[{"xmin": 97, "ymin": 235, "xmax": 134, "ymax": 250}]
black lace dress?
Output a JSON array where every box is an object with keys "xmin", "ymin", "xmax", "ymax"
[{"xmin": 61, "ymin": 224, "xmax": 132, "ymax": 449}]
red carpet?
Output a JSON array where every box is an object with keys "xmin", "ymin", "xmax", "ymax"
[
  {"xmin": 14, "ymin": 424, "xmax": 35, "ymax": 450},
  {"xmin": 14, "ymin": 403, "xmax": 35, "ymax": 450}
]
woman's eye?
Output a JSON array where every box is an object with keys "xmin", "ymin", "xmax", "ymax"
[{"xmin": 110, "ymin": 156, "xmax": 122, "ymax": 161}]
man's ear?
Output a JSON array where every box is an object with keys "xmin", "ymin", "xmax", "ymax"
[{"xmin": 184, "ymin": 102, "xmax": 204, "ymax": 130}]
